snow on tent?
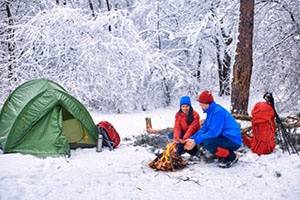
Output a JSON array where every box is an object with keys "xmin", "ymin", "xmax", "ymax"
[{"xmin": 0, "ymin": 78, "xmax": 98, "ymax": 157}]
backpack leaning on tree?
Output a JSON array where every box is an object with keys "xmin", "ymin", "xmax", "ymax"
[{"xmin": 243, "ymin": 95, "xmax": 276, "ymax": 155}]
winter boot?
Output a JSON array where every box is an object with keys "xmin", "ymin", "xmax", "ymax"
[
  {"xmin": 218, "ymin": 151, "xmax": 238, "ymax": 168},
  {"xmin": 215, "ymin": 147, "xmax": 238, "ymax": 168}
]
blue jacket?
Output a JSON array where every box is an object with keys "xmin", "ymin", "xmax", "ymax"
[{"xmin": 191, "ymin": 101, "xmax": 242, "ymax": 145}]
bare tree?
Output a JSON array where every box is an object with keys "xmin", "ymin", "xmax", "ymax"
[
  {"xmin": 156, "ymin": 2, "xmax": 162, "ymax": 50},
  {"xmin": 195, "ymin": 47, "xmax": 202, "ymax": 82},
  {"xmin": 5, "ymin": 2, "xmax": 15, "ymax": 81},
  {"xmin": 88, "ymin": 0, "xmax": 95, "ymax": 17},
  {"xmin": 251, "ymin": 0, "xmax": 300, "ymax": 113},
  {"xmin": 209, "ymin": 2, "xmax": 234, "ymax": 97},
  {"xmin": 106, "ymin": 0, "xmax": 111, "ymax": 32},
  {"xmin": 216, "ymin": 20, "xmax": 232, "ymax": 97},
  {"xmin": 231, "ymin": 0, "xmax": 254, "ymax": 115}
]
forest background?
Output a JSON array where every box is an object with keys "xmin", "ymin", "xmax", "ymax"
[{"xmin": 0, "ymin": 0, "xmax": 299, "ymax": 115}]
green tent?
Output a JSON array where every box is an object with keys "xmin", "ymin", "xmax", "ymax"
[{"xmin": 0, "ymin": 78, "xmax": 98, "ymax": 157}]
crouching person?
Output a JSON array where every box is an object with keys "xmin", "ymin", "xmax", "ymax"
[{"xmin": 184, "ymin": 90, "xmax": 242, "ymax": 168}]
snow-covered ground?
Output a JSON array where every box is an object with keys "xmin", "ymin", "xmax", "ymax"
[{"xmin": 1, "ymin": 97, "xmax": 300, "ymax": 200}]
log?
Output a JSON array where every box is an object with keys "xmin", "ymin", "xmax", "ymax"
[
  {"xmin": 145, "ymin": 117, "xmax": 152, "ymax": 129},
  {"xmin": 145, "ymin": 117, "xmax": 204, "ymax": 135},
  {"xmin": 146, "ymin": 127, "xmax": 174, "ymax": 134},
  {"xmin": 145, "ymin": 117, "xmax": 173, "ymax": 134},
  {"xmin": 284, "ymin": 121, "xmax": 300, "ymax": 128},
  {"xmin": 287, "ymin": 116, "xmax": 300, "ymax": 121},
  {"xmin": 232, "ymin": 114, "xmax": 252, "ymax": 121},
  {"xmin": 232, "ymin": 114, "xmax": 300, "ymax": 128},
  {"xmin": 285, "ymin": 116, "xmax": 300, "ymax": 128},
  {"xmin": 146, "ymin": 114, "xmax": 299, "ymax": 137},
  {"xmin": 241, "ymin": 126, "xmax": 252, "ymax": 135}
]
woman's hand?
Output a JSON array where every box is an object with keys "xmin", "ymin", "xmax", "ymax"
[
  {"xmin": 173, "ymin": 138, "xmax": 184, "ymax": 143},
  {"xmin": 184, "ymin": 138, "xmax": 196, "ymax": 150}
]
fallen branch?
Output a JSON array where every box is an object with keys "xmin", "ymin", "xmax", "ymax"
[
  {"xmin": 287, "ymin": 116, "xmax": 300, "ymax": 121},
  {"xmin": 145, "ymin": 117, "xmax": 173, "ymax": 134},
  {"xmin": 145, "ymin": 117, "xmax": 205, "ymax": 135},
  {"xmin": 146, "ymin": 127, "xmax": 174, "ymax": 134},
  {"xmin": 146, "ymin": 114, "xmax": 299, "ymax": 138},
  {"xmin": 232, "ymin": 114, "xmax": 252, "ymax": 121},
  {"xmin": 233, "ymin": 114, "xmax": 300, "ymax": 128},
  {"xmin": 241, "ymin": 126, "xmax": 252, "ymax": 135}
]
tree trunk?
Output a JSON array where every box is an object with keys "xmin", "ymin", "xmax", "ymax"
[
  {"xmin": 195, "ymin": 47, "xmax": 202, "ymax": 82},
  {"xmin": 88, "ymin": 0, "xmax": 95, "ymax": 17},
  {"xmin": 162, "ymin": 76, "xmax": 170, "ymax": 105},
  {"xmin": 106, "ymin": 0, "xmax": 112, "ymax": 32},
  {"xmin": 231, "ymin": 0, "xmax": 254, "ymax": 115},
  {"xmin": 156, "ymin": 3, "xmax": 161, "ymax": 50},
  {"xmin": 217, "ymin": 35, "xmax": 232, "ymax": 97},
  {"xmin": 214, "ymin": 13, "xmax": 232, "ymax": 97},
  {"xmin": 6, "ymin": 3, "xmax": 15, "ymax": 81}
]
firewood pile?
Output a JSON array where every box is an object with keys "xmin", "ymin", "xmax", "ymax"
[{"xmin": 149, "ymin": 142, "xmax": 187, "ymax": 172}]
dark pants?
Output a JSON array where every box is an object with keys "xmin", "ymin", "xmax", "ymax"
[
  {"xmin": 202, "ymin": 136, "xmax": 240, "ymax": 154},
  {"xmin": 168, "ymin": 132, "xmax": 198, "ymax": 156}
]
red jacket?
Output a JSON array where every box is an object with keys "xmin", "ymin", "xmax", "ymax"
[{"xmin": 173, "ymin": 110, "xmax": 200, "ymax": 140}]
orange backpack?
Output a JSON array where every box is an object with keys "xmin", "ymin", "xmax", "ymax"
[{"xmin": 249, "ymin": 102, "xmax": 276, "ymax": 155}]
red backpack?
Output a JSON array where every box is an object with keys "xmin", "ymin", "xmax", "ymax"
[
  {"xmin": 96, "ymin": 121, "xmax": 121, "ymax": 150},
  {"xmin": 248, "ymin": 102, "xmax": 276, "ymax": 155}
]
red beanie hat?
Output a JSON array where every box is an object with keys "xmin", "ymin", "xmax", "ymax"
[{"xmin": 198, "ymin": 90, "xmax": 214, "ymax": 104}]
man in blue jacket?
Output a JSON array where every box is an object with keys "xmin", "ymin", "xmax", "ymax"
[{"xmin": 184, "ymin": 90, "xmax": 242, "ymax": 168}]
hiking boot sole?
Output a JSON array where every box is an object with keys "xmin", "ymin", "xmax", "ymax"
[{"xmin": 218, "ymin": 156, "xmax": 239, "ymax": 168}]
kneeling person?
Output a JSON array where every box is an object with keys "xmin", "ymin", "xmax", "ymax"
[{"xmin": 184, "ymin": 90, "xmax": 242, "ymax": 168}]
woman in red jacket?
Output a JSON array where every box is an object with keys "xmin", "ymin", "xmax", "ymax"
[{"xmin": 168, "ymin": 96, "xmax": 201, "ymax": 155}]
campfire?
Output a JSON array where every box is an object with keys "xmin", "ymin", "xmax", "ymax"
[{"xmin": 149, "ymin": 142, "xmax": 187, "ymax": 172}]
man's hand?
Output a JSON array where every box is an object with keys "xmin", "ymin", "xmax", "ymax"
[{"xmin": 184, "ymin": 138, "xmax": 196, "ymax": 150}]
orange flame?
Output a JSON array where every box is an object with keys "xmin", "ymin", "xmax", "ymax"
[{"xmin": 149, "ymin": 142, "xmax": 187, "ymax": 172}]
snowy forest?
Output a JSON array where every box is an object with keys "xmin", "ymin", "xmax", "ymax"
[{"xmin": 0, "ymin": 0, "xmax": 299, "ymax": 115}]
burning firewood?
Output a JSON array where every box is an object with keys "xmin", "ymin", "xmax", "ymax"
[{"xmin": 149, "ymin": 142, "xmax": 187, "ymax": 172}]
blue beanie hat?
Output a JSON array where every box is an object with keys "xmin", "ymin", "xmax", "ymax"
[{"xmin": 180, "ymin": 96, "xmax": 191, "ymax": 106}]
